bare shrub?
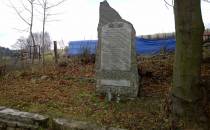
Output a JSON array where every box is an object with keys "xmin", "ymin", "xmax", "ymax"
[
  {"xmin": 58, "ymin": 60, "xmax": 68, "ymax": 68},
  {"xmin": 79, "ymin": 47, "xmax": 95, "ymax": 64},
  {"xmin": 0, "ymin": 64, "xmax": 6, "ymax": 76}
]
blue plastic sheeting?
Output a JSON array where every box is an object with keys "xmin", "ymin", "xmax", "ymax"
[
  {"xmin": 68, "ymin": 40, "xmax": 97, "ymax": 55},
  {"xmin": 135, "ymin": 37, "xmax": 176, "ymax": 55},
  {"xmin": 68, "ymin": 38, "xmax": 176, "ymax": 56}
]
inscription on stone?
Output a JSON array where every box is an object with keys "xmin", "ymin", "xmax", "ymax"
[
  {"xmin": 101, "ymin": 22, "xmax": 131, "ymax": 71},
  {"xmin": 101, "ymin": 79, "xmax": 130, "ymax": 87}
]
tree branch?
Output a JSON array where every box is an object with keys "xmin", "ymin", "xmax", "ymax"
[
  {"xmin": 46, "ymin": 0, "xmax": 66, "ymax": 9},
  {"xmin": 37, "ymin": 0, "xmax": 44, "ymax": 8},
  {"xmin": 46, "ymin": 19, "xmax": 61, "ymax": 22},
  {"xmin": 21, "ymin": 0, "xmax": 32, "ymax": 14},
  {"xmin": 12, "ymin": 27, "xmax": 29, "ymax": 33},
  {"xmin": 8, "ymin": 0, "xmax": 30, "ymax": 25},
  {"xmin": 26, "ymin": 0, "xmax": 33, "ymax": 4},
  {"xmin": 164, "ymin": 0, "xmax": 174, "ymax": 7},
  {"xmin": 46, "ymin": 12, "xmax": 64, "ymax": 16}
]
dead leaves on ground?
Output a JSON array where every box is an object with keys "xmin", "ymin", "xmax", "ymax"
[{"xmin": 0, "ymin": 54, "xmax": 209, "ymax": 130}]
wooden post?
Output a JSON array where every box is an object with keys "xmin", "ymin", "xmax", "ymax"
[
  {"xmin": 38, "ymin": 45, "xmax": 41, "ymax": 62},
  {"xmin": 54, "ymin": 41, "xmax": 58, "ymax": 64},
  {"xmin": 29, "ymin": 46, "xmax": 32, "ymax": 59}
]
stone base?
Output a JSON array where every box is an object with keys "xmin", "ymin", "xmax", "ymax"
[
  {"xmin": 0, "ymin": 106, "xmax": 128, "ymax": 130},
  {"xmin": 53, "ymin": 118, "xmax": 127, "ymax": 130},
  {"xmin": 96, "ymin": 83, "xmax": 139, "ymax": 98},
  {"xmin": 0, "ymin": 107, "xmax": 49, "ymax": 130}
]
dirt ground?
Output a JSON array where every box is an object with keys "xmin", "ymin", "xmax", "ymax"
[{"xmin": 0, "ymin": 54, "xmax": 209, "ymax": 130}]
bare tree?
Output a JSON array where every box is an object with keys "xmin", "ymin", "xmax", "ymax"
[
  {"xmin": 8, "ymin": 0, "xmax": 37, "ymax": 63},
  {"xmin": 58, "ymin": 39, "xmax": 65, "ymax": 50},
  {"xmin": 27, "ymin": 32, "xmax": 52, "ymax": 51},
  {"xmin": 12, "ymin": 36, "xmax": 28, "ymax": 50},
  {"xmin": 37, "ymin": 0, "xmax": 66, "ymax": 65}
]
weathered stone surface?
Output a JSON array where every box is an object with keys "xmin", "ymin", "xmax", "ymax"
[
  {"xmin": 101, "ymin": 22, "xmax": 132, "ymax": 71},
  {"xmin": 0, "ymin": 108, "xmax": 49, "ymax": 128},
  {"xmin": 100, "ymin": 79, "xmax": 130, "ymax": 87},
  {"xmin": 53, "ymin": 118, "xmax": 127, "ymax": 130},
  {"xmin": 0, "ymin": 119, "xmax": 38, "ymax": 129},
  {"xmin": 53, "ymin": 118, "xmax": 106, "ymax": 130},
  {"xmin": 0, "ymin": 106, "xmax": 6, "ymax": 111},
  {"xmin": 40, "ymin": 75, "xmax": 49, "ymax": 80},
  {"xmin": 96, "ymin": 1, "xmax": 139, "ymax": 97},
  {"xmin": 98, "ymin": 0, "xmax": 122, "ymax": 30},
  {"xmin": 0, "ymin": 107, "xmax": 128, "ymax": 130}
]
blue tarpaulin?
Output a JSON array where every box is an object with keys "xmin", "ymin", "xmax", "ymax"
[
  {"xmin": 68, "ymin": 37, "xmax": 176, "ymax": 56},
  {"xmin": 135, "ymin": 37, "xmax": 176, "ymax": 55},
  {"xmin": 68, "ymin": 40, "xmax": 97, "ymax": 55}
]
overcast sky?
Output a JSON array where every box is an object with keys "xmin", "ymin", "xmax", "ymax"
[{"xmin": 0, "ymin": 0, "xmax": 210, "ymax": 49}]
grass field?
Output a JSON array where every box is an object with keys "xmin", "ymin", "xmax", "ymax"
[{"xmin": 0, "ymin": 54, "xmax": 209, "ymax": 130}]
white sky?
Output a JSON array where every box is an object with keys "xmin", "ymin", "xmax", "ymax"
[{"xmin": 0, "ymin": 0, "xmax": 210, "ymax": 49}]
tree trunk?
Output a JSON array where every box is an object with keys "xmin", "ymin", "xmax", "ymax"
[
  {"xmin": 30, "ymin": 1, "xmax": 36, "ymax": 64},
  {"xmin": 42, "ymin": 4, "xmax": 46, "ymax": 66},
  {"xmin": 30, "ymin": 30, "xmax": 36, "ymax": 64},
  {"xmin": 171, "ymin": 0, "xmax": 208, "ymax": 129}
]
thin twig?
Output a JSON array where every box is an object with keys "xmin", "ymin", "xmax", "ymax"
[
  {"xmin": 164, "ymin": 0, "xmax": 174, "ymax": 7},
  {"xmin": 46, "ymin": 0, "xmax": 66, "ymax": 9},
  {"xmin": 21, "ymin": 0, "xmax": 32, "ymax": 14},
  {"xmin": 12, "ymin": 27, "xmax": 29, "ymax": 33},
  {"xmin": 8, "ymin": 0, "xmax": 30, "ymax": 25}
]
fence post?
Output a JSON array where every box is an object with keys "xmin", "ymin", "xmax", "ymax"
[{"xmin": 54, "ymin": 41, "xmax": 58, "ymax": 64}]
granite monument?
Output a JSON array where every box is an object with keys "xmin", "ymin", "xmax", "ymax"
[{"xmin": 96, "ymin": 0, "xmax": 139, "ymax": 98}]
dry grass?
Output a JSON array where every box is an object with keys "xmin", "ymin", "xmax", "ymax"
[{"xmin": 0, "ymin": 54, "xmax": 209, "ymax": 130}]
